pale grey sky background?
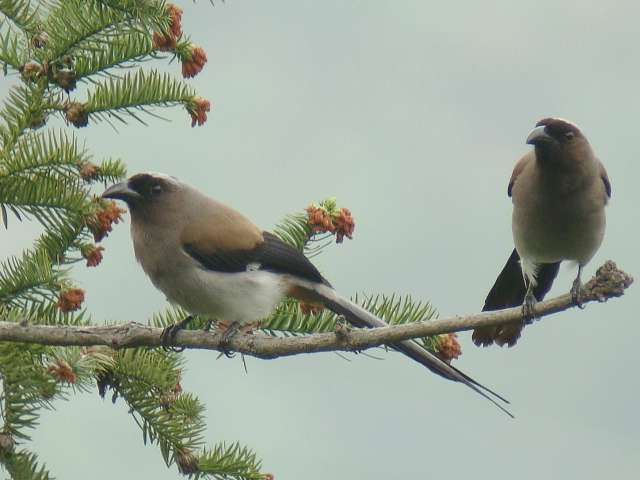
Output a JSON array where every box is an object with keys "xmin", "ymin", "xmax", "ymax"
[{"xmin": 2, "ymin": 1, "xmax": 639, "ymax": 478}]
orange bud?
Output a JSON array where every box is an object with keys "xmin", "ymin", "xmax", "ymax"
[
  {"xmin": 436, "ymin": 333, "xmax": 462, "ymax": 363},
  {"xmin": 64, "ymin": 102, "xmax": 88, "ymax": 128},
  {"xmin": 166, "ymin": 3, "xmax": 183, "ymax": 38},
  {"xmin": 176, "ymin": 449, "xmax": 199, "ymax": 474},
  {"xmin": 86, "ymin": 201, "xmax": 126, "ymax": 242},
  {"xmin": 188, "ymin": 97, "xmax": 211, "ymax": 127},
  {"xmin": 78, "ymin": 161, "xmax": 99, "ymax": 180},
  {"xmin": 181, "ymin": 45, "xmax": 208, "ymax": 78},
  {"xmin": 152, "ymin": 31, "xmax": 176, "ymax": 51},
  {"xmin": 47, "ymin": 358, "xmax": 77, "ymax": 384},
  {"xmin": 57, "ymin": 288, "xmax": 85, "ymax": 312},
  {"xmin": 82, "ymin": 245, "xmax": 104, "ymax": 267},
  {"xmin": 333, "ymin": 207, "xmax": 355, "ymax": 243}
]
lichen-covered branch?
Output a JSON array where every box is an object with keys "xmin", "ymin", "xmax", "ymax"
[{"xmin": 0, "ymin": 261, "xmax": 632, "ymax": 357}]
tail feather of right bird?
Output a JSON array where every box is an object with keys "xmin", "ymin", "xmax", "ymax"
[
  {"xmin": 292, "ymin": 279, "xmax": 514, "ymax": 418},
  {"xmin": 473, "ymin": 249, "xmax": 560, "ymax": 347}
]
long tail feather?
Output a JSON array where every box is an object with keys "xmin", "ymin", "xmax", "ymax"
[{"xmin": 293, "ymin": 280, "xmax": 514, "ymax": 417}]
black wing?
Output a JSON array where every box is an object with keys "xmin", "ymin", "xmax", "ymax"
[
  {"xmin": 184, "ymin": 231, "xmax": 330, "ymax": 286},
  {"xmin": 482, "ymin": 249, "xmax": 559, "ymax": 311}
]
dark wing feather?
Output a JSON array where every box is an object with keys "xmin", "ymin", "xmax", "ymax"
[
  {"xmin": 473, "ymin": 249, "xmax": 560, "ymax": 347},
  {"xmin": 598, "ymin": 160, "xmax": 611, "ymax": 198},
  {"xmin": 184, "ymin": 231, "xmax": 330, "ymax": 286}
]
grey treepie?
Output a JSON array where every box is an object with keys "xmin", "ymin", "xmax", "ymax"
[
  {"xmin": 103, "ymin": 172, "xmax": 511, "ymax": 415},
  {"xmin": 475, "ymin": 118, "xmax": 610, "ymax": 347}
]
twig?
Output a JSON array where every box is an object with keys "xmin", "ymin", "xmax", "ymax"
[{"xmin": 0, "ymin": 261, "xmax": 633, "ymax": 358}]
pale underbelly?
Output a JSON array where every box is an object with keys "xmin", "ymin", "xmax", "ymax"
[
  {"xmin": 512, "ymin": 206, "xmax": 605, "ymax": 265},
  {"xmin": 152, "ymin": 268, "xmax": 289, "ymax": 324}
]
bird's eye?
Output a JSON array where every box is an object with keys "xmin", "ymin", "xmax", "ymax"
[
  {"xmin": 564, "ymin": 131, "xmax": 575, "ymax": 140},
  {"xmin": 151, "ymin": 183, "xmax": 162, "ymax": 194}
]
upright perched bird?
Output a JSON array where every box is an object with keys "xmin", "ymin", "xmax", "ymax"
[
  {"xmin": 103, "ymin": 172, "xmax": 511, "ymax": 415},
  {"xmin": 474, "ymin": 118, "xmax": 611, "ymax": 347}
]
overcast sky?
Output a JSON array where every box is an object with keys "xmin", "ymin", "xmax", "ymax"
[{"xmin": 3, "ymin": 1, "xmax": 640, "ymax": 478}]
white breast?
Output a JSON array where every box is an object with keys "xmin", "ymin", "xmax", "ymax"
[{"xmin": 159, "ymin": 262, "xmax": 289, "ymax": 324}]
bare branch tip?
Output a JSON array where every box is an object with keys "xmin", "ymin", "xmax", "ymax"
[{"xmin": 585, "ymin": 260, "xmax": 634, "ymax": 301}]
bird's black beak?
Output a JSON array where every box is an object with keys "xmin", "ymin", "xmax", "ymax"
[
  {"xmin": 102, "ymin": 182, "xmax": 142, "ymax": 203},
  {"xmin": 526, "ymin": 125, "xmax": 554, "ymax": 146}
]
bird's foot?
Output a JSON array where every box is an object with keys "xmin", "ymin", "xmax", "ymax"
[
  {"xmin": 522, "ymin": 291, "xmax": 537, "ymax": 324},
  {"xmin": 203, "ymin": 319, "xmax": 214, "ymax": 331},
  {"xmin": 160, "ymin": 315, "xmax": 194, "ymax": 352},
  {"xmin": 570, "ymin": 278, "xmax": 584, "ymax": 309},
  {"xmin": 217, "ymin": 320, "xmax": 241, "ymax": 358}
]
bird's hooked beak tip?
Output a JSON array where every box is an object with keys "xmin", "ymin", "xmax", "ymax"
[
  {"xmin": 102, "ymin": 182, "xmax": 141, "ymax": 203},
  {"xmin": 526, "ymin": 125, "xmax": 554, "ymax": 146}
]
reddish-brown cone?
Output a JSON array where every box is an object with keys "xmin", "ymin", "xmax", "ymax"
[
  {"xmin": 166, "ymin": 3, "xmax": 183, "ymax": 38},
  {"xmin": 47, "ymin": 358, "xmax": 77, "ymax": 384},
  {"xmin": 181, "ymin": 45, "xmax": 208, "ymax": 78},
  {"xmin": 57, "ymin": 288, "xmax": 85, "ymax": 312},
  {"xmin": 87, "ymin": 201, "xmax": 126, "ymax": 242},
  {"xmin": 176, "ymin": 449, "xmax": 199, "ymax": 475},
  {"xmin": 306, "ymin": 205, "xmax": 336, "ymax": 234},
  {"xmin": 151, "ymin": 3, "xmax": 182, "ymax": 52},
  {"xmin": 82, "ymin": 245, "xmax": 104, "ymax": 267},
  {"xmin": 54, "ymin": 69, "xmax": 77, "ymax": 92},
  {"xmin": 78, "ymin": 161, "xmax": 99, "ymax": 181},
  {"xmin": 152, "ymin": 31, "xmax": 177, "ymax": 51},
  {"xmin": 20, "ymin": 62, "xmax": 44, "ymax": 82},
  {"xmin": 31, "ymin": 31, "xmax": 49, "ymax": 49},
  {"xmin": 436, "ymin": 333, "xmax": 462, "ymax": 363},
  {"xmin": 64, "ymin": 102, "xmax": 89, "ymax": 128},
  {"xmin": 334, "ymin": 207, "xmax": 355, "ymax": 243},
  {"xmin": 188, "ymin": 97, "xmax": 211, "ymax": 127}
]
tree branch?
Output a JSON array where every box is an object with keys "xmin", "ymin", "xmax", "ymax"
[{"xmin": 0, "ymin": 261, "xmax": 633, "ymax": 358}]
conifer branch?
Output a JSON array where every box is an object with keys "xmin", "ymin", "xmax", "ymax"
[
  {"xmin": 82, "ymin": 70, "xmax": 196, "ymax": 124},
  {"xmin": 0, "ymin": 3, "xmax": 234, "ymax": 478},
  {"xmin": 73, "ymin": 31, "xmax": 158, "ymax": 80},
  {"xmin": 42, "ymin": 0, "xmax": 137, "ymax": 61},
  {"xmin": 0, "ymin": 0, "xmax": 41, "ymax": 35},
  {"xmin": 0, "ymin": 262, "xmax": 632, "ymax": 355},
  {"xmin": 0, "ymin": 447, "xmax": 52, "ymax": 480},
  {"xmin": 0, "ymin": 84, "xmax": 52, "ymax": 149},
  {"xmin": 0, "ymin": 250, "xmax": 64, "ymax": 308}
]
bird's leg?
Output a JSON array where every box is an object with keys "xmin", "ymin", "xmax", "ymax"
[
  {"xmin": 570, "ymin": 265, "xmax": 584, "ymax": 309},
  {"xmin": 522, "ymin": 280, "xmax": 537, "ymax": 324},
  {"xmin": 217, "ymin": 320, "xmax": 241, "ymax": 358},
  {"xmin": 203, "ymin": 319, "xmax": 215, "ymax": 331},
  {"xmin": 160, "ymin": 315, "xmax": 194, "ymax": 352}
]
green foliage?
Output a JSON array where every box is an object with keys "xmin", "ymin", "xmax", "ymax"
[
  {"xmin": 0, "ymin": 344, "xmax": 58, "ymax": 441},
  {"xmin": 272, "ymin": 211, "xmax": 313, "ymax": 252},
  {"xmin": 0, "ymin": 1, "xmax": 253, "ymax": 479},
  {"xmin": 74, "ymin": 29, "xmax": 156, "ymax": 80},
  {"xmin": 1, "ymin": 3, "xmax": 446, "ymax": 479},
  {"xmin": 272, "ymin": 198, "xmax": 339, "ymax": 257},
  {"xmin": 43, "ymin": 0, "xmax": 144, "ymax": 60},
  {"xmin": 0, "ymin": 249, "xmax": 63, "ymax": 308},
  {"xmin": 196, "ymin": 444, "xmax": 266, "ymax": 480},
  {"xmin": 263, "ymin": 294, "xmax": 441, "ymax": 352},
  {"xmin": 0, "ymin": 0, "xmax": 41, "ymax": 34},
  {"xmin": 0, "ymin": 83, "xmax": 51, "ymax": 149},
  {"xmin": 85, "ymin": 70, "xmax": 196, "ymax": 125},
  {"xmin": 0, "ymin": 448, "xmax": 52, "ymax": 480}
]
